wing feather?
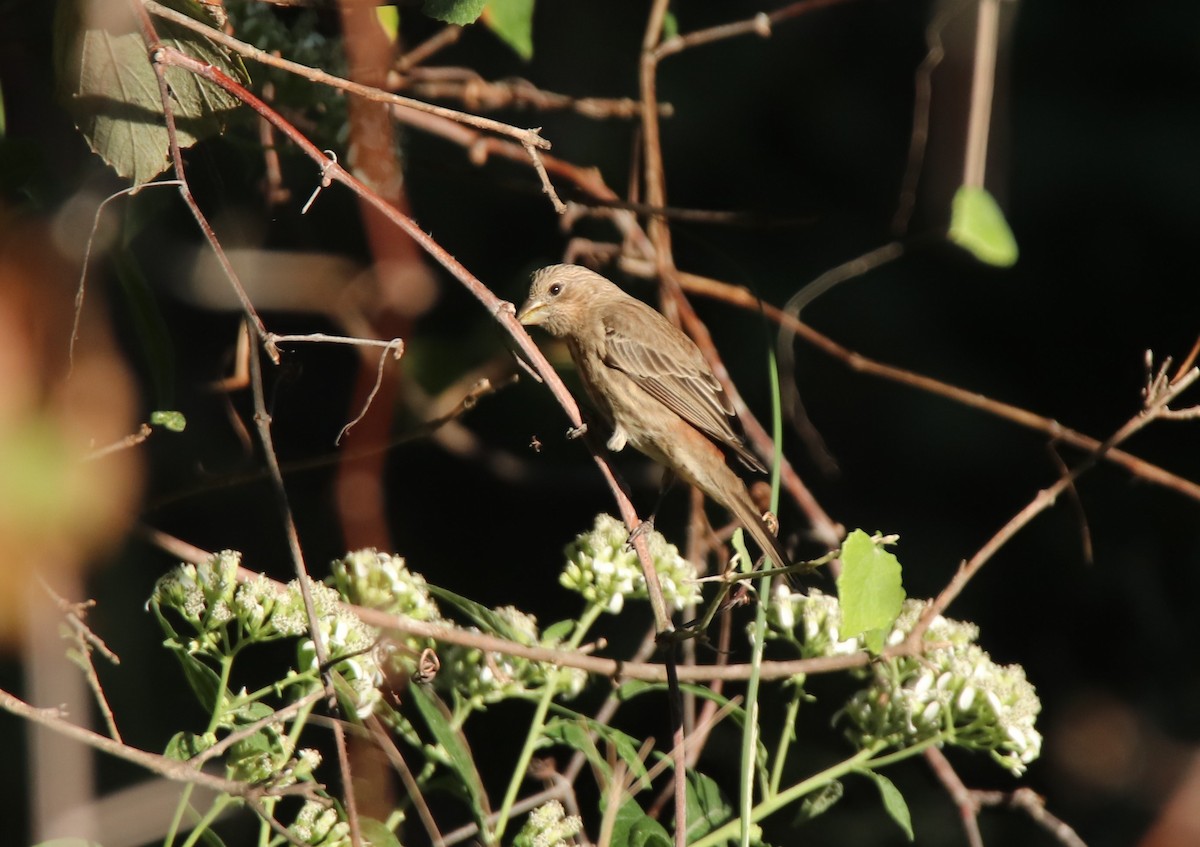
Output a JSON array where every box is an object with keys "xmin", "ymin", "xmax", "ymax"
[{"xmin": 601, "ymin": 301, "xmax": 765, "ymax": 472}]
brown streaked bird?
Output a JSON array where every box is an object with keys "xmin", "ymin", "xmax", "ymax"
[{"xmin": 518, "ymin": 263, "xmax": 789, "ymax": 570}]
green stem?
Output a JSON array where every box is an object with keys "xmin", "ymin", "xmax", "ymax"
[
  {"xmin": 492, "ymin": 602, "xmax": 604, "ymax": 842},
  {"xmin": 179, "ymin": 793, "xmax": 234, "ymax": 847},
  {"xmin": 693, "ymin": 743, "xmax": 885, "ymax": 847},
  {"xmin": 205, "ymin": 654, "xmax": 235, "ymax": 734},
  {"xmin": 768, "ymin": 688, "xmax": 803, "ymax": 796},
  {"xmin": 737, "ymin": 340, "xmax": 786, "ymax": 845},
  {"xmin": 162, "ymin": 782, "xmax": 195, "ymax": 847}
]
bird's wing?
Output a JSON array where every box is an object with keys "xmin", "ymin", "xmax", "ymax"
[{"xmin": 601, "ymin": 303, "xmax": 765, "ymax": 471}]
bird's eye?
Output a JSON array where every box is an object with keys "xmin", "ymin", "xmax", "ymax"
[{"xmin": 548, "ymin": 283, "xmax": 562, "ymax": 296}]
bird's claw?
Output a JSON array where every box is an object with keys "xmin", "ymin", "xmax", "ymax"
[
  {"xmin": 625, "ymin": 519, "xmax": 655, "ymax": 550},
  {"xmin": 566, "ymin": 423, "xmax": 588, "ymax": 440}
]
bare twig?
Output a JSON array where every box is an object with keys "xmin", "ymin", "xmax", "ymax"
[
  {"xmin": 975, "ymin": 787, "xmax": 1088, "ymax": 847},
  {"xmin": 71, "ymin": 180, "xmax": 184, "ymax": 372},
  {"xmin": 83, "ymin": 424, "xmax": 153, "ymax": 462},
  {"xmin": 629, "ymin": 260, "xmax": 1200, "ymax": 504},
  {"xmin": 901, "ymin": 367, "xmax": 1199, "ymax": 648},
  {"xmin": 652, "ymin": 0, "xmax": 853, "ymax": 61},
  {"xmin": 128, "ymin": 2, "xmax": 278, "ymax": 362},
  {"xmin": 0, "ymin": 686, "xmax": 318, "ymax": 801},
  {"xmin": 245, "ymin": 323, "xmax": 363, "ymax": 846},
  {"xmin": 924, "ymin": 747, "xmax": 984, "ymax": 847},
  {"xmin": 39, "ymin": 583, "xmax": 123, "ymax": 742},
  {"xmin": 190, "ymin": 690, "xmax": 324, "ymax": 768},
  {"xmin": 143, "ymin": 1, "xmax": 550, "ymax": 152},
  {"xmin": 963, "ymin": 0, "xmax": 1003, "ymax": 188}
]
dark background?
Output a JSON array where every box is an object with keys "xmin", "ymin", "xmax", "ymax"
[{"xmin": 2, "ymin": 0, "xmax": 1200, "ymax": 845}]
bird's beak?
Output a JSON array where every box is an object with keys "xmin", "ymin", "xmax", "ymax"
[{"xmin": 517, "ymin": 297, "xmax": 545, "ymax": 326}]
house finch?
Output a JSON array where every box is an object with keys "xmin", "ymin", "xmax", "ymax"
[{"xmin": 518, "ymin": 264, "xmax": 788, "ymax": 569}]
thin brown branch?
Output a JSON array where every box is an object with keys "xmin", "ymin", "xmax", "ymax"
[
  {"xmin": 630, "ymin": 260, "xmax": 1200, "ymax": 504},
  {"xmin": 366, "ymin": 714, "xmax": 445, "ymax": 847},
  {"xmin": 901, "ymin": 367, "xmax": 1199, "ymax": 648},
  {"xmin": 963, "ymin": 0, "xmax": 1002, "ymax": 188},
  {"xmin": 652, "ymin": 0, "xmax": 853, "ymax": 62},
  {"xmin": 395, "ymin": 24, "xmax": 463, "ymax": 72},
  {"xmin": 129, "ymin": 1, "xmax": 278, "ymax": 362},
  {"xmin": 142, "ymin": 1, "xmax": 550, "ymax": 151},
  {"xmin": 975, "ymin": 787, "xmax": 1088, "ymax": 847},
  {"xmin": 83, "ymin": 424, "xmax": 153, "ymax": 462},
  {"xmin": 246, "ymin": 323, "xmax": 363, "ymax": 847},
  {"xmin": 190, "ymin": 691, "xmax": 324, "ymax": 768},
  {"xmin": 0, "ymin": 686, "xmax": 318, "ymax": 801},
  {"xmin": 398, "ymin": 69, "xmax": 668, "ymax": 120},
  {"xmin": 150, "ymin": 45, "xmax": 670, "ymax": 633},
  {"xmin": 924, "ymin": 748, "xmax": 984, "ymax": 847},
  {"xmin": 40, "ymin": 583, "xmax": 123, "ymax": 742}
]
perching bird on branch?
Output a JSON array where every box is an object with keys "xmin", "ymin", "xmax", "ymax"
[{"xmin": 518, "ymin": 263, "xmax": 788, "ymax": 570}]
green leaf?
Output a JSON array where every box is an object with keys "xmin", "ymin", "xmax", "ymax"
[
  {"xmin": 164, "ymin": 730, "xmax": 214, "ymax": 761},
  {"xmin": 794, "ymin": 779, "xmax": 843, "ymax": 823},
  {"xmin": 836, "ymin": 530, "xmax": 905, "ymax": 654},
  {"xmin": 483, "ymin": 0, "xmax": 535, "ymax": 59},
  {"xmin": 427, "ymin": 586, "xmax": 536, "ymax": 643},
  {"xmin": 662, "ymin": 10, "xmax": 679, "ymax": 40},
  {"xmin": 358, "ymin": 819, "xmax": 402, "ymax": 847},
  {"xmin": 860, "ymin": 770, "xmax": 914, "ymax": 841},
  {"xmin": 54, "ymin": 0, "xmax": 250, "ymax": 184},
  {"xmin": 948, "ymin": 186, "xmax": 1019, "ymax": 268},
  {"xmin": 152, "ymin": 603, "xmax": 226, "ymax": 713},
  {"xmin": 375, "ymin": 6, "xmax": 400, "ymax": 43},
  {"xmin": 542, "ymin": 618, "xmax": 575, "ymax": 644},
  {"xmin": 617, "ymin": 681, "xmax": 750, "ymax": 728},
  {"xmin": 542, "ymin": 715, "xmax": 647, "ymax": 783},
  {"xmin": 423, "ymin": 0, "xmax": 486, "ymax": 25},
  {"xmin": 606, "ymin": 797, "xmax": 672, "ymax": 847},
  {"xmin": 680, "ymin": 770, "xmax": 732, "ymax": 842},
  {"xmin": 151, "ymin": 410, "xmax": 187, "ymax": 432},
  {"xmin": 408, "ymin": 682, "xmax": 488, "ymax": 823}
]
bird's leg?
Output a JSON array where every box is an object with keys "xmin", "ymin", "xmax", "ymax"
[
  {"xmin": 625, "ymin": 468, "xmax": 677, "ymax": 549},
  {"xmin": 566, "ymin": 423, "xmax": 589, "ymax": 439}
]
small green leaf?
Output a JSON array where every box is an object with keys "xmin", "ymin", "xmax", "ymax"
[
  {"xmin": 375, "ymin": 6, "xmax": 400, "ymax": 43},
  {"xmin": 150, "ymin": 410, "xmax": 187, "ymax": 432},
  {"xmin": 948, "ymin": 186, "xmax": 1019, "ymax": 267},
  {"xmin": 680, "ymin": 770, "xmax": 732, "ymax": 842},
  {"xmin": 408, "ymin": 683, "xmax": 488, "ymax": 823},
  {"xmin": 607, "ymin": 797, "xmax": 672, "ymax": 847},
  {"xmin": 661, "ymin": 10, "xmax": 679, "ymax": 40},
  {"xmin": 164, "ymin": 730, "xmax": 214, "ymax": 761},
  {"xmin": 860, "ymin": 770, "xmax": 914, "ymax": 841},
  {"xmin": 543, "ymin": 714, "xmax": 647, "ymax": 783},
  {"xmin": 484, "ymin": 0, "xmax": 535, "ymax": 60},
  {"xmin": 358, "ymin": 819, "xmax": 402, "ymax": 847},
  {"xmin": 794, "ymin": 779, "xmax": 843, "ymax": 823},
  {"xmin": 428, "ymin": 586, "xmax": 535, "ymax": 643},
  {"xmin": 617, "ymin": 681, "xmax": 749, "ymax": 728},
  {"xmin": 423, "ymin": 0, "xmax": 486, "ymax": 25},
  {"xmin": 837, "ymin": 530, "xmax": 905, "ymax": 654}
]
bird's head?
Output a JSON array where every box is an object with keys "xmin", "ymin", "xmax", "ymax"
[{"xmin": 517, "ymin": 264, "xmax": 618, "ymax": 337}]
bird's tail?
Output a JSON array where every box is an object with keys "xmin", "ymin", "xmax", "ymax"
[{"xmin": 726, "ymin": 491, "xmax": 791, "ymax": 576}]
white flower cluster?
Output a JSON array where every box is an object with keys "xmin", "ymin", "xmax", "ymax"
[
  {"xmin": 772, "ymin": 588, "xmax": 1042, "ymax": 776},
  {"xmin": 289, "ymin": 800, "xmax": 350, "ymax": 846},
  {"xmin": 438, "ymin": 606, "xmax": 586, "ymax": 708},
  {"xmin": 331, "ymin": 549, "xmax": 442, "ymax": 622},
  {"xmin": 560, "ymin": 514, "xmax": 700, "ymax": 614},
  {"xmin": 514, "ymin": 800, "xmax": 583, "ymax": 847}
]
